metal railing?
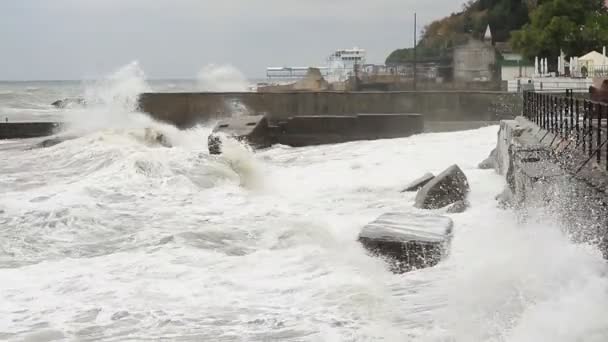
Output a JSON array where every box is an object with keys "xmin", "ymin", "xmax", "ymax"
[{"xmin": 523, "ymin": 90, "xmax": 608, "ymax": 172}]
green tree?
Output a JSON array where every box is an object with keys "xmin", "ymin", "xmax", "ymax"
[
  {"xmin": 511, "ymin": 0, "xmax": 608, "ymax": 59},
  {"xmin": 385, "ymin": 0, "xmax": 534, "ymax": 64}
]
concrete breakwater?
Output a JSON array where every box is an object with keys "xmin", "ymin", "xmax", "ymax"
[
  {"xmin": 494, "ymin": 117, "xmax": 608, "ymax": 256},
  {"xmin": 208, "ymin": 113, "xmax": 424, "ymax": 153},
  {"xmin": 138, "ymin": 91, "xmax": 521, "ymax": 128},
  {"xmin": 0, "ymin": 122, "xmax": 61, "ymax": 140}
]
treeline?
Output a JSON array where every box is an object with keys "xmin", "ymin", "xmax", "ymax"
[{"xmin": 386, "ymin": 0, "xmax": 608, "ymax": 64}]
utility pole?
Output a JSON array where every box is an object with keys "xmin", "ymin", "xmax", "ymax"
[{"xmin": 413, "ymin": 12, "xmax": 417, "ymax": 91}]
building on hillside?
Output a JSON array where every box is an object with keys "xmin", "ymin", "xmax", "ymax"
[
  {"xmin": 453, "ymin": 27, "xmax": 497, "ymax": 82},
  {"xmin": 495, "ymin": 42, "xmax": 534, "ymax": 80}
]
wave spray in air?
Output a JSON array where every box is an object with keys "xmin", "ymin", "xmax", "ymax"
[{"xmin": 197, "ymin": 64, "xmax": 249, "ymax": 92}]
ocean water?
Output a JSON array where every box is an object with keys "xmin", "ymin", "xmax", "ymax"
[{"xmin": 1, "ymin": 63, "xmax": 607, "ymax": 341}]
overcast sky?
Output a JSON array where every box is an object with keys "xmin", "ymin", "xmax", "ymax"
[{"xmin": 1, "ymin": 0, "xmax": 467, "ymax": 80}]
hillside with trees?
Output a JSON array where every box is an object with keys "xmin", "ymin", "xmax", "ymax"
[{"xmin": 386, "ymin": 0, "xmax": 608, "ymax": 65}]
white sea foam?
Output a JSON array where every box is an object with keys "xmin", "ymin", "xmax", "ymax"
[{"xmin": 0, "ymin": 65, "xmax": 606, "ymax": 341}]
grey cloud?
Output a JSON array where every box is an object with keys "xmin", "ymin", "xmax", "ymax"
[{"xmin": 0, "ymin": 0, "xmax": 466, "ymax": 80}]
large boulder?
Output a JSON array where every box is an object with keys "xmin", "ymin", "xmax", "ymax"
[
  {"xmin": 358, "ymin": 212, "xmax": 453, "ymax": 273},
  {"xmin": 414, "ymin": 165, "xmax": 470, "ymax": 209},
  {"xmin": 401, "ymin": 172, "xmax": 435, "ymax": 192}
]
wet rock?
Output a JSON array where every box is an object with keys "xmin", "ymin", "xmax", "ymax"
[
  {"xmin": 358, "ymin": 212, "xmax": 453, "ymax": 273},
  {"xmin": 495, "ymin": 188, "xmax": 514, "ymax": 209},
  {"xmin": 415, "ymin": 164, "xmax": 470, "ymax": 209},
  {"xmin": 36, "ymin": 135, "xmax": 77, "ymax": 148},
  {"xmin": 478, "ymin": 148, "xmax": 497, "ymax": 170},
  {"xmin": 208, "ymin": 134, "xmax": 222, "ymax": 155},
  {"xmin": 158, "ymin": 235, "xmax": 174, "ymax": 245},
  {"xmin": 447, "ymin": 200, "xmax": 470, "ymax": 213},
  {"xmin": 207, "ymin": 115, "xmax": 271, "ymax": 155},
  {"xmin": 144, "ymin": 128, "xmax": 171, "ymax": 148},
  {"xmin": 111, "ymin": 311, "xmax": 130, "ymax": 321},
  {"xmin": 51, "ymin": 97, "xmax": 86, "ymax": 108},
  {"xmin": 401, "ymin": 172, "xmax": 435, "ymax": 192}
]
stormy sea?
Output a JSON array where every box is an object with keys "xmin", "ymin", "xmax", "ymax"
[{"xmin": 1, "ymin": 63, "xmax": 607, "ymax": 341}]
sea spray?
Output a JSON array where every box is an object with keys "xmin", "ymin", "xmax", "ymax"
[
  {"xmin": 218, "ymin": 136, "xmax": 266, "ymax": 190},
  {"xmin": 197, "ymin": 64, "xmax": 249, "ymax": 92}
]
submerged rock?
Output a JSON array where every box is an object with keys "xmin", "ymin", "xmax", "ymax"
[
  {"xmin": 446, "ymin": 200, "xmax": 470, "ymax": 213},
  {"xmin": 478, "ymin": 148, "xmax": 497, "ymax": 170},
  {"xmin": 414, "ymin": 164, "xmax": 470, "ymax": 209},
  {"xmin": 358, "ymin": 212, "xmax": 453, "ymax": 273},
  {"xmin": 36, "ymin": 135, "xmax": 77, "ymax": 148},
  {"xmin": 144, "ymin": 128, "xmax": 171, "ymax": 148},
  {"xmin": 401, "ymin": 172, "xmax": 435, "ymax": 192},
  {"xmin": 51, "ymin": 97, "xmax": 86, "ymax": 108}
]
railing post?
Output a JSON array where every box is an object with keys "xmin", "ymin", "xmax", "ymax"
[
  {"xmin": 583, "ymin": 100, "xmax": 588, "ymax": 152},
  {"xmin": 597, "ymin": 102, "xmax": 602, "ymax": 164},
  {"xmin": 542, "ymin": 93, "xmax": 546, "ymax": 130},
  {"xmin": 552, "ymin": 95, "xmax": 557, "ymax": 134},
  {"xmin": 542, "ymin": 94, "xmax": 553, "ymax": 131},
  {"xmin": 559, "ymin": 96, "xmax": 564, "ymax": 136},
  {"xmin": 564, "ymin": 95, "xmax": 569, "ymax": 136},
  {"xmin": 570, "ymin": 92, "xmax": 574, "ymax": 135},
  {"xmin": 589, "ymin": 101, "xmax": 594, "ymax": 158},
  {"xmin": 534, "ymin": 94, "xmax": 545, "ymax": 128},
  {"xmin": 576, "ymin": 98, "xmax": 580, "ymax": 142}
]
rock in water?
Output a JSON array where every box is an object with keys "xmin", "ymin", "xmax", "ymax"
[
  {"xmin": 401, "ymin": 172, "xmax": 435, "ymax": 192},
  {"xmin": 207, "ymin": 115, "xmax": 271, "ymax": 155},
  {"xmin": 447, "ymin": 200, "xmax": 469, "ymax": 213},
  {"xmin": 358, "ymin": 212, "xmax": 453, "ymax": 273},
  {"xmin": 51, "ymin": 97, "xmax": 86, "ymax": 108},
  {"xmin": 414, "ymin": 164, "xmax": 470, "ymax": 209},
  {"xmin": 478, "ymin": 148, "xmax": 497, "ymax": 170},
  {"xmin": 144, "ymin": 128, "xmax": 171, "ymax": 147},
  {"xmin": 35, "ymin": 135, "xmax": 77, "ymax": 148}
]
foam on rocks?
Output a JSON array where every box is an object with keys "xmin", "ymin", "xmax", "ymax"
[
  {"xmin": 414, "ymin": 164, "xmax": 470, "ymax": 209},
  {"xmin": 478, "ymin": 148, "xmax": 497, "ymax": 170},
  {"xmin": 401, "ymin": 172, "xmax": 435, "ymax": 192},
  {"xmin": 358, "ymin": 212, "xmax": 453, "ymax": 273}
]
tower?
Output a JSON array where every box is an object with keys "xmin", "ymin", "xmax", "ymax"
[{"xmin": 484, "ymin": 25, "xmax": 493, "ymax": 44}]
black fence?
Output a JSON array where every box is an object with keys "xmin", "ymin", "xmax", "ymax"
[{"xmin": 523, "ymin": 90, "xmax": 608, "ymax": 172}]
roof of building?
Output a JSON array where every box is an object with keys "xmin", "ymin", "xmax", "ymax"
[
  {"xmin": 579, "ymin": 51, "xmax": 608, "ymax": 65},
  {"xmin": 484, "ymin": 25, "xmax": 492, "ymax": 41}
]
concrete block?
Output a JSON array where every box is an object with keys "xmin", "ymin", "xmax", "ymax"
[
  {"xmin": 208, "ymin": 115, "xmax": 272, "ymax": 154},
  {"xmin": 401, "ymin": 172, "xmax": 435, "ymax": 192},
  {"xmin": 358, "ymin": 212, "xmax": 453, "ymax": 273},
  {"xmin": 415, "ymin": 165, "xmax": 470, "ymax": 209}
]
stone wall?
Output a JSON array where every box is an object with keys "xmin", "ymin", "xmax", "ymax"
[
  {"xmin": 496, "ymin": 117, "xmax": 608, "ymax": 257},
  {"xmin": 139, "ymin": 91, "xmax": 521, "ymax": 129}
]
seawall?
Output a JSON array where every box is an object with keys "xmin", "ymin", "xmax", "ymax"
[
  {"xmin": 0, "ymin": 122, "xmax": 61, "ymax": 140},
  {"xmin": 139, "ymin": 91, "xmax": 521, "ymax": 128},
  {"xmin": 495, "ymin": 117, "xmax": 608, "ymax": 256}
]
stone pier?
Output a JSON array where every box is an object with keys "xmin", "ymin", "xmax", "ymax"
[{"xmin": 494, "ymin": 117, "xmax": 608, "ymax": 256}]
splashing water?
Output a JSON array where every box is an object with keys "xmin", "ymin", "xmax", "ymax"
[
  {"xmin": 1, "ymin": 62, "xmax": 607, "ymax": 341},
  {"xmin": 197, "ymin": 64, "xmax": 249, "ymax": 92}
]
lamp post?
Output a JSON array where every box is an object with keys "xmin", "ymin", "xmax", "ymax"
[{"xmin": 413, "ymin": 12, "xmax": 417, "ymax": 91}]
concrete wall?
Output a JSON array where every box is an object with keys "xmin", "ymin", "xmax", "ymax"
[
  {"xmin": 139, "ymin": 91, "xmax": 521, "ymax": 129},
  {"xmin": 501, "ymin": 65, "xmax": 536, "ymax": 81},
  {"xmin": 0, "ymin": 122, "xmax": 61, "ymax": 140},
  {"xmin": 496, "ymin": 117, "xmax": 608, "ymax": 257},
  {"xmin": 454, "ymin": 39, "xmax": 497, "ymax": 82}
]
